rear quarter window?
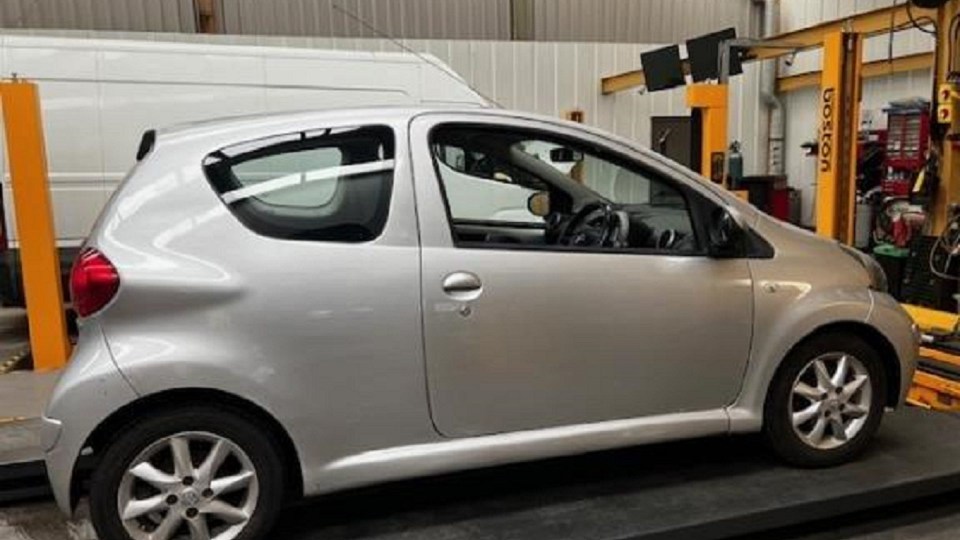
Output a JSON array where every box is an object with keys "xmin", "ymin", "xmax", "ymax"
[{"xmin": 203, "ymin": 125, "xmax": 395, "ymax": 242}]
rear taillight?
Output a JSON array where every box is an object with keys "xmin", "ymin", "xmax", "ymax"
[{"xmin": 70, "ymin": 249, "xmax": 120, "ymax": 317}]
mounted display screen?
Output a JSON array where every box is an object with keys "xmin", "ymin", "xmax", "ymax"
[
  {"xmin": 686, "ymin": 27, "xmax": 742, "ymax": 82},
  {"xmin": 640, "ymin": 45, "xmax": 685, "ymax": 92}
]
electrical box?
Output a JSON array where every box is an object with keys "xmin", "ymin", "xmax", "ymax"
[{"xmin": 937, "ymin": 83, "xmax": 955, "ymax": 125}]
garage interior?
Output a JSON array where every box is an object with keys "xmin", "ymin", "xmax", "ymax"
[{"xmin": 2, "ymin": 1, "xmax": 960, "ymax": 539}]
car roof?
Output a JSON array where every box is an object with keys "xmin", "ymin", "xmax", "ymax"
[{"xmin": 155, "ymin": 105, "xmax": 585, "ymax": 141}]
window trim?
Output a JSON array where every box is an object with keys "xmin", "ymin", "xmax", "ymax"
[{"xmin": 428, "ymin": 122, "xmax": 710, "ymax": 258}]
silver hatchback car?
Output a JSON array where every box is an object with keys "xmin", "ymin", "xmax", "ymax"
[{"xmin": 44, "ymin": 107, "xmax": 917, "ymax": 540}]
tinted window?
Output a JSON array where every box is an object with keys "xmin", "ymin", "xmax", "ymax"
[{"xmin": 204, "ymin": 126, "xmax": 395, "ymax": 242}]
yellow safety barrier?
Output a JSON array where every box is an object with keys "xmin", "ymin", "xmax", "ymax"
[{"xmin": 1, "ymin": 80, "xmax": 71, "ymax": 371}]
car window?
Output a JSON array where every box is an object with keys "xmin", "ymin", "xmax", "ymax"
[
  {"xmin": 430, "ymin": 124, "xmax": 699, "ymax": 254},
  {"xmin": 231, "ymin": 147, "xmax": 343, "ymax": 208},
  {"xmin": 203, "ymin": 125, "xmax": 395, "ymax": 243},
  {"xmin": 434, "ymin": 142, "xmax": 548, "ymax": 224}
]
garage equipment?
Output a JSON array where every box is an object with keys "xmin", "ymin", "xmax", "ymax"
[
  {"xmin": 601, "ymin": 0, "xmax": 960, "ymax": 410},
  {"xmin": 884, "ymin": 101, "xmax": 931, "ymax": 197}
]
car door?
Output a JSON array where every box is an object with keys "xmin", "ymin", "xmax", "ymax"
[{"xmin": 410, "ymin": 113, "xmax": 754, "ymax": 438}]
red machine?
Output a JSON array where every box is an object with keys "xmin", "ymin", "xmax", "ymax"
[{"xmin": 882, "ymin": 101, "xmax": 930, "ymax": 196}]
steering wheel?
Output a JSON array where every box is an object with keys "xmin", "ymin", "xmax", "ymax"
[
  {"xmin": 558, "ymin": 201, "xmax": 629, "ymax": 248},
  {"xmin": 657, "ymin": 229, "xmax": 679, "ymax": 250}
]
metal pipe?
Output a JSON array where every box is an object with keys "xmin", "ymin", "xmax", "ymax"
[{"xmin": 762, "ymin": 0, "xmax": 785, "ymax": 176}]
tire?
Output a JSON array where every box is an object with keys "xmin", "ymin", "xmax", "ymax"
[
  {"xmin": 763, "ymin": 331, "xmax": 887, "ymax": 467},
  {"xmin": 89, "ymin": 405, "xmax": 285, "ymax": 540}
]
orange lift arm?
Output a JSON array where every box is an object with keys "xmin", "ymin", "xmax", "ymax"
[{"xmin": 0, "ymin": 80, "xmax": 71, "ymax": 371}]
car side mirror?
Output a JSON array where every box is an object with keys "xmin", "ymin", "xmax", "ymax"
[
  {"xmin": 708, "ymin": 207, "xmax": 746, "ymax": 258},
  {"xmin": 527, "ymin": 191, "xmax": 551, "ymax": 217}
]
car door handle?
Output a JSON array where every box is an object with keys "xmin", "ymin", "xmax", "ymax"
[{"xmin": 442, "ymin": 271, "xmax": 483, "ymax": 300}]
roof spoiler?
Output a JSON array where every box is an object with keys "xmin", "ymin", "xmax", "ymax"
[{"xmin": 136, "ymin": 129, "xmax": 156, "ymax": 161}]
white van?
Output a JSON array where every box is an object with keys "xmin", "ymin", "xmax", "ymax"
[{"xmin": 0, "ymin": 35, "xmax": 487, "ymax": 305}]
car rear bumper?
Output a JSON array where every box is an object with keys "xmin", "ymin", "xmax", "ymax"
[{"xmin": 43, "ymin": 322, "xmax": 138, "ymax": 515}]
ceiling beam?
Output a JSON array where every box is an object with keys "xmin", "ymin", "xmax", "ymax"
[
  {"xmin": 600, "ymin": 3, "xmax": 937, "ymax": 95},
  {"xmin": 776, "ymin": 52, "xmax": 934, "ymax": 93}
]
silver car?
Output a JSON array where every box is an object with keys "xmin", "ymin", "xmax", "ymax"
[{"xmin": 44, "ymin": 107, "xmax": 918, "ymax": 540}]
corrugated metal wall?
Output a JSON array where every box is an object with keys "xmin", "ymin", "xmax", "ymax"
[
  {"xmin": 220, "ymin": 0, "xmax": 512, "ymax": 39},
  {"xmin": 778, "ymin": 0, "xmax": 935, "ymax": 226},
  {"xmin": 528, "ymin": 0, "xmax": 753, "ymax": 43},
  {"xmin": 0, "ymin": 0, "xmax": 756, "ymax": 43},
  {"xmin": 0, "ymin": 0, "xmax": 196, "ymax": 32}
]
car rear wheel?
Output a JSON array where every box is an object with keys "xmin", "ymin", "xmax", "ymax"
[
  {"xmin": 89, "ymin": 405, "xmax": 284, "ymax": 540},
  {"xmin": 763, "ymin": 332, "xmax": 887, "ymax": 467}
]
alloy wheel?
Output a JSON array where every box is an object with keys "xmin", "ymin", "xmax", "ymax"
[
  {"xmin": 790, "ymin": 352, "xmax": 873, "ymax": 450},
  {"xmin": 117, "ymin": 431, "xmax": 259, "ymax": 540}
]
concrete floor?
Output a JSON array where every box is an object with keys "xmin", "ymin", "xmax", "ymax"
[
  {"xmin": 0, "ymin": 306, "xmax": 60, "ymax": 466},
  {"xmin": 0, "ymin": 501, "xmax": 93, "ymax": 540},
  {"xmin": 0, "ymin": 372, "xmax": 60, "ymax": 466},
  {"xmin": 0, "ymin": 371, "xmax": 60, "ymax": 422},
  {"xmin": 3, "ymin": 495, "xmax": 960, "ymax": 540}
]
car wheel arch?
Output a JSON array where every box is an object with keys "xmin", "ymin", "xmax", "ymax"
[
  {"xmin": 766, "ymin": 321, "xmax": 902, "ymax": 410},
  {"xmin": 71, "ymin": 387, "xmax": 304, "ymax": 512}
]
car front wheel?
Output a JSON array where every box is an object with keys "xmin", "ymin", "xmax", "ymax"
[
  {"xmin": 763, "ymin": 332, "xmax": 887, "ymax": 467},
  {"xmin": 89, "ymin": 405, "xmax": 284, "ymax": 540}
]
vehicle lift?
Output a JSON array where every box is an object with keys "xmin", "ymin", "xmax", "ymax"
[{"xmin": 603, "ymin": 0, "xmax": 960, "ymax": 412}]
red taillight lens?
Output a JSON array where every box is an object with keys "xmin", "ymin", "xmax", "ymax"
[{"xmin": 70, "ymin": 249, "xmax": 120, "ymax": 317}]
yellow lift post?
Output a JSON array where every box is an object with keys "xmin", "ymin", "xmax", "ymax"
[
  {"xmin": 0, "ymin": 79, "xmax": 71, "ymax": 371},
  {"xmin": 900, "ymin": 0, "xmax": 960, "ymax": 411},
  {"xmin": 815, "ymin": 31, "xmax": 863, "ymax": 245},
  {"xmin": 685, "ymin": 84, "xmax": 729, "ymax": 184}
]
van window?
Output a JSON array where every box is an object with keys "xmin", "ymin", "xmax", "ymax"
[{"xmin": 203, "ymin": 125, "xmax": 395, "ymax": 242}]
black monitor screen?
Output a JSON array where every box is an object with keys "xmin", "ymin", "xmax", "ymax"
[
  {"xmin": 640, "ymin": 45, "xmax": 685, "ymax": 92},
  {"xmin": 686, "ymin": 27, "xmax": 742, "ymax": 82}
]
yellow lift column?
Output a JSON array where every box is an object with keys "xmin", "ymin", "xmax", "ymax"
[
  {"xmin": 686, "ymin": 83, "xmax": 729, "ymax": 184},
  {"xmin": 932, "ymin": 0, "xmax": 960, "ymax": 232},
  {"xmin": 1, "ymin": 80, "xmax": 71, "ymax": 371},
  {"xmin": 815, "ymin": 31, "xmax": 863, "ymax": 245}
]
